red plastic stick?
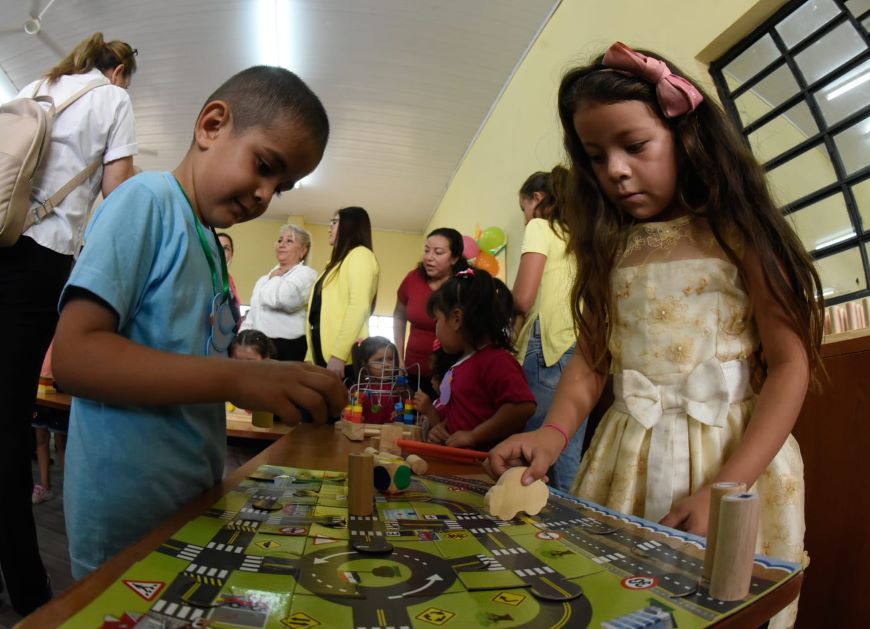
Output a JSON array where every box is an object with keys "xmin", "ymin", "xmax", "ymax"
[{"xmin": 397, "ymin": 439, "xmax": 488, "ymax": 462}]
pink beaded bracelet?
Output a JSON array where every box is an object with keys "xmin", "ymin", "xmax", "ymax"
[{"xmin": 543, "ymin": 423, "xmax": 569, "ymax": 451}]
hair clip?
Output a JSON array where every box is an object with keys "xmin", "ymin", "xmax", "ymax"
[
  {"xmin": 132, "ymin": 48, "xmax": 139, "ymax": 57},
  {"xmin": 455, "ymin": 268, "xmax": 475, "ymax": 279}
]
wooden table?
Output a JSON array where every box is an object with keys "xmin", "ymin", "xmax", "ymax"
[
  {"xmin": 34, "ymin": 389, "xmax": 291, "ymax": 441},
  {"xmin": 19, "ymin": 425, "xmax": 801, "ymax": 628}
]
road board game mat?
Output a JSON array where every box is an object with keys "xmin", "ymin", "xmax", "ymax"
[{"xmin": 68, "ymin": 465, "xmax": 800, "ymax": 628}]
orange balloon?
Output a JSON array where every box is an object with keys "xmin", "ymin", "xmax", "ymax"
[{"xmin": 475, "ymin": 251, "xmax": 499, "ymax": 276}]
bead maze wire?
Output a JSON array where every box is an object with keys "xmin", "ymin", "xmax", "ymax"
[{"xmin": 344, "ymin": 361, "xmax": 424, "ymax": 427}]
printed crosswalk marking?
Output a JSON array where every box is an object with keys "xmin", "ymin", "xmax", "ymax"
[
  {"xmin": 165, "ymin": 602, "xmax": 178, "ymax": 616},
  {"xmin": 153, "ymin": 600, "xmax": 166, "ymax": 612}
]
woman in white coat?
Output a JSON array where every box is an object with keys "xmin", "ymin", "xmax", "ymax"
[{"xmin": 241, "ymin": 224, "xmax": 317, "ymax": 361}]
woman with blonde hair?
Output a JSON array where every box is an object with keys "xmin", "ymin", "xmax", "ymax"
[
  {"xmin": 241, "ymin": 224, "xmax": 317, "ymax": 361},
  {"xmin": 0, "ymin": 31, "xmax": 138, "ymax": 615}
]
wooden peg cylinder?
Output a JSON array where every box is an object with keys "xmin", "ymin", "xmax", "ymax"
[
  {"xmin": 348, "ymin": 453, "xmax": 374, "ymax": 516},
  {"xmin": 709, "ymin": 492, "xmax": 760, "ymax": 601},
  {"xmin": 405, "ymin": 454, "xmax": 428, "ymax": 475},
  {"xmin": 703, "ymin": 481, "xmax": 746, "ymax": 581}
]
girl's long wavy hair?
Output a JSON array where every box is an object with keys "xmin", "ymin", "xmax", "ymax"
[
  {"xmin": 47, "ymin": 32, "xmax": 137, "ymax": 83},
  {"xmin": 558, "ymin": 49, "xmax": 824, "ymax": 379}
]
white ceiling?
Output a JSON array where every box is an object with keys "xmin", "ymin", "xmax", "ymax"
[{"xmin": 0, "ymin": 0, "xmax": 560, "ymax": 231}]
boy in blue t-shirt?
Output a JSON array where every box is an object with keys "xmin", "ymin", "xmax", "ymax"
[{"xmin": 52, "ymin": 66, "xmax": 345, "ymax": 578}]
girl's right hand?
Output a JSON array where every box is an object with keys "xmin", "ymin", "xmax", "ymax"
[
  {"xmin": 487, "ymin": 427, "xmax": 564, "ymax": 485},
  {"xmin": 228, "ymin": 360, "xmax": 346, "ymax": 425}
]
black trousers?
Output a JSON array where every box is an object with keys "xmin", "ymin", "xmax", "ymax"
[
  {"xmin": 272, "ymin": 336, "xmax": 307, "ymax": 362},
  {"xmin": 0, "ymin": 236, "xmax": 71, "ymax": 615}
]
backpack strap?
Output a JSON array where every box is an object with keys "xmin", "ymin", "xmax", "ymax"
[
  {"xmin": 24, "ymin": 78, "xmax": 113, "ymax": 230},
  {"xmin": 24, "ymin": 155, "xmax": 103, "ymax": 230},
  {"xmin": 54, "ymin": 78, "xmax": 110, "ymax": 115}
]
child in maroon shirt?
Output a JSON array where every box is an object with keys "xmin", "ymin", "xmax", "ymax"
[{"xmin": 425, "ymin": 269, "xmax": 535, "ymax": 449}]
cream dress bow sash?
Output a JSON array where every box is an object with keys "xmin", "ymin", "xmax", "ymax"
[{"xmin": 613, "ymin": 357, "xmax": 751, "ymax": 521}]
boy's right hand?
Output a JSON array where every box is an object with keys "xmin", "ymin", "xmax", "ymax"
[
  {"xmin": 228, "ymin": 361, "xmax": 346, "ymax": 425},
  {"xmin": 487, "ymin": 427, "xmax": 564, "ymax": 486}
]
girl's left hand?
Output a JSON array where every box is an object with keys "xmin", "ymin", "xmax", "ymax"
[
  {"xmin": 445, "ymin": 430, "xmax": 475, "ymax": 449},
  {"xmin": 326, "ymin": 357, "xmax": 346, "ymax": 380},
  {"xmin": 659, "ymin": 486, "xmax": 711, "ymax": 536}
]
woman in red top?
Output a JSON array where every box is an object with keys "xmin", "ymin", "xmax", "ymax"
[{"xmin": 393, "ymin": 228, "xmax": 468, "ymax": 397}]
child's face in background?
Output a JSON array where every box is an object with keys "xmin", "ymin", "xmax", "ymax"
[
  {"xmin": 573, "ymin": 100, "xmax": 682, "ymax": 223},
  {"xmin": 218, "ymin": 235, "xmax": 233, "ymax": 264},
  {"xmin": 366, "ymin": 346, "xmax": 396, "ymax": 378},
  {"xmin": 194, "ymin": 107, "xmax": 323, "ymax": 229},
  {"xmin": 433, "ymin": 308, "xmax": 465, "ymax": 355},
  {"xmin": 230, "ymin": 345, "xmax": 265, "ymax": 361}
]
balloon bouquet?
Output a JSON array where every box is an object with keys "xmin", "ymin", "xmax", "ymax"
[{"xmin": 462, "ymin": 225, "xmax": 506, "ymax": 277}]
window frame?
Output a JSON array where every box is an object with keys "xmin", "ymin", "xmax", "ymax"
[{"xmin": 710, "ymin": 0, "xmax": 870, "ymax": 305}]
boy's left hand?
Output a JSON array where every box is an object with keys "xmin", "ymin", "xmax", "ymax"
[
  {"xmin": 445, "ymin": 430, "xmax": 475, "ymax": 449},
  {"xmin": 659, "ymin": 486, "xmax": 711, "ymax": 536}
]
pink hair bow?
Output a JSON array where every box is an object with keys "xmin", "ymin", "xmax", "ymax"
[
  {"xmin": 602, "ymin": 42, "xmax": 703, "ymax": 118},
  {"xmin": 455, "ymin": 268, "xmax": 475, "ymax": 279}
]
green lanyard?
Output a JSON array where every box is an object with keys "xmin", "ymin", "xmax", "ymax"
[{"xmin": 172, "ymin": 176, "xmax": 230, "ymax": 302}]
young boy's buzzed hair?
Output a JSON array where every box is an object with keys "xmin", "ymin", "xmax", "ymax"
[{"xmin": 200, "ymin": 65, "xmax": 330, "ymax": 151}]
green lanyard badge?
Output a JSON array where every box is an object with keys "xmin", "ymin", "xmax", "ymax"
[{"xmin": 172, "ymin": 176, "xmax": 238, "ymax": 355}]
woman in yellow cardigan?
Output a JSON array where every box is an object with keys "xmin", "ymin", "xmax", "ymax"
[{"xmin": 306, "ymin": 206, "xmax": 379, "ymax": 380}]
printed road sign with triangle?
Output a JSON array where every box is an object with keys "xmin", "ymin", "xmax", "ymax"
[{"xmin": 122, "ymin": 580, "xmax": 165, "ymax": 601}]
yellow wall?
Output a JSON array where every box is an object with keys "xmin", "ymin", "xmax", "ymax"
[
  {"xmin": 425, "ymin": 0, "xmax": 787, "ymax": 284},
  {"xmin": 225, "ymin": 218, "xmax": 423, "ymax": 316}
]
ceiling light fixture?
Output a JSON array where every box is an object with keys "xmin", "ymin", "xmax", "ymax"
[
  {"xmin": 825, "ymin": 70, "xmax": 870, "ymax": 100},
  {"xmin": 814, "ymin": 230, "xmax": 855, "ymax": 249},
  {"xmin": 257, "ymin": 0, "xmax": 292, "ymax": 68}
]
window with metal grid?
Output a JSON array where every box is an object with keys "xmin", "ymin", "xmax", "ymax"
[{"xmin": 710, "ymin": 0, "xmax": 870, "ymax": 304}]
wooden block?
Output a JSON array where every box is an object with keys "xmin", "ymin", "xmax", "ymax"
[
  {"xmin": 341, "ymin": 421, "xmax": 365, "ymax": 441},
  {"xmin": 373, "ymin": 461, "xmax": 412, "ymax": 494},
  {"xmin": 709, "ymin": 492, "xmax": 760, "ymax": 601},
  {"xmin": 484, "ymin": 466, "xmax": 548, "ymax": 520},
  {"xmin": 347, "ymin": 453, "xmax": 374, "ymax": 516},
  {"xmin": 405, "ymin": 454, "xmax": 428, "ymax": 475},
  {"xmin": 703, "ymin": 481, "xmax": 746, "ymax": 581},
  {"xmin": 370, "ymin": 437, "xmax": 380, "ymax": 451},
  {"xmin": 379, "ymin": 423, "xmax": 404, "ymax": 455}
]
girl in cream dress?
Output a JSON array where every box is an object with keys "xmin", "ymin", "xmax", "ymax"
[{"xmin": 490, "ymin": 43, "xmax": 823, "ymax": 627}]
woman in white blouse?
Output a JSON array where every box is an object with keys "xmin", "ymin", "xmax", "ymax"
[{"xmin": 241, "ymin": 224, "xmax": 317, "ymax": 361}]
